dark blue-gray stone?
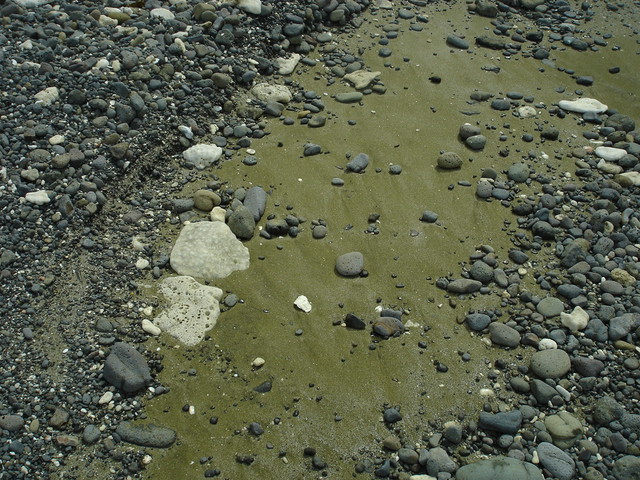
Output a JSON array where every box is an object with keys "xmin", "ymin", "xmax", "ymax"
[
  {"xmin": 466, "ymin": 313, "xmax": 491, "ymax": 331},
  {"xmin": 346, "ymin": 153, "xmax": 369, "ymax": 173},
  {"xmin": 479, "ymin": 410, "xmax": 522, "ymax": 434},
  {"xmin": 103, "ymin": 342, "xmax": 152, "ymax": 393},
  {"xmin": 243, "ymin": 186, "xmax": 267, "ymax": 221},
  {"xmin": 537, "ymin": 442, "xmax": 575, "ymax": 480},
  {"xmin": 115, "ymin": 422, "xmax": 176, "ymax": 448}
]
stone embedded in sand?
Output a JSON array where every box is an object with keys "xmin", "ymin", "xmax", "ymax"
[
  {"xmin": 558, "ymin": 98, "xmax": 608, "ymax": 114},
  {"xmin": 154, "ymin": 276, "xmax": 223, "ymax": 346},
  {"xmin": 237, "ymin": 0, "xmax": 262, "ymax": 15},
  {"xmin": 275, "ymin": 53, "xmax": 301, "ymax": 75},
  {"xmin": 170, "ymin": 221, "xmax": 250, "ymax": 280},
  {"xmin": 251, "ymin": 83, "xmax": 292, "ymax": 103},
  {"xmin": 560, "ymin": 306, "xmax": 589, "ymax": 332},
  {"xmin": 182, "ymin": 144, "xmax": 222, "ymax": 170},
  {"xmin": 343, "ymin": 70, "xmax": 381, "ymax": 90},
  {"xmin": 437, "ymin": 152, "xmax": 463, "ymax": 169},
  {"xmin": 336, "ymin": 252, "xmax": 364, "ymax": 277},
  {"xmin": 294, "ymin": 295, "xmax": 312, "ymax": 313}
]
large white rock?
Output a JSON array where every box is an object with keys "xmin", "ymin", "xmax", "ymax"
[
  {"xmin": 558, "ymin": 98, "xmax": 608, "ymax": 114},
  {"xmin": 517, "ymin": 106, "xmax": 538, "ymax": 118},
  {"xmin": 25, "ymin": 190, "xmax": 50, "ymax": 205},
  {"xmin": 150, "ymin": 7, "xmax": 174, "ymax": 20},
  {"xmin": 237, "ymin": 0, "xmax": 262, "ymax": 14},
  {"xmin": 276, "ymin": 54, "xmax": 301, "ymax": 75},
  {"xmin": 617, "ymin": 171, "xmax": 640, "ymax": 186},
  {"xmin": 251, "ymin": 83, "xmax": 292, "ymax": 103},
  {"xmin": 343, "ymin": 70, "xmax": 381, "ymax": 90},
  {"xmin": 154, "ymin": 276, "xmax": 223, "ymax": 346},
  {"xmin": 595, "ymin": 146, "xmax": 627, "ymax": 161},
  {"xmin": 182, "ymin": 144, "xmax": 223, "ymax": 170},
  {"xmin": 34, "ymin": 86, "xmax": 59, "ymax": 106},
  {"xmin": 170, "ymin": 222, "xmax": 250, "ymax": 280},
  {"xmin": 294, "ymin": 295, "xmax": 312, "ymax": 313},
  {"xmin": 560, "ymin": 306, "xmax": 589, "ymax": 332}
]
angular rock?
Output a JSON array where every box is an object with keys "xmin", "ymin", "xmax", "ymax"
[
  {"xmin": 103, "ymin": 342, "xmax": 152, "ymax": 393},
  {"xmin": 343, "ymin": 70, "xmax": 381, "ymax": 89},
  {"xmin": 251, "ymin": 83, "xmax": 292, "ymax": 103},
  {"xmin": 182, "ymin": 144, "xmax": 223, "ymax": 170}
]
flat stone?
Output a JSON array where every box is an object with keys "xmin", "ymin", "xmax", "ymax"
[
  {"xmin": 560, "ymin": 306, "xmax": 589, "ymax": 331},
  {"xmin": 437, "ymin": 152, "xmax": 462, "ymax": 169},
  {"xmin": 466, "ymin": 313, "xmax": 491, "ymax": 331},
  {"xmin": 251, "ymin": 83, "xmax": 292, "ymax": 103},
  {"xmin": 537, "ymin": 442, "xmax": 575, "ymax": 480},
  {"xmin": 115, "ymin": 422, "xmax": 176, "ymax": 448},
  {"xmin": 447, "ymin": 279, "xmax": 482, "ymax": 294},
  {"xmin": 479, "ymin": 410, "xmax": 522, "ymax": 434},
  {"xmin": 336, "ymin": 252, "xmax": 364, "ymax": 277},
  {"xmin": 346, "ymin": 153, "xmax": 369, "ymax": 172},
  {"xmin": 595, "ymin": 146, "xmax": 627, "ymax": 161},
  {"xmin": 489, "ymin": 322, "xmax": 521, "ymax": 347},
  {"xmin": 373, "ymin": 317, "xmax": 405, "ymax": 338},
  {"xmin": 154, "ymin": 276, "xmax": 223, "ymax": 346},
  {"xmin": 335, "ymin": 92, "xmax": 363, "ymax": 103},
  {"xmin": 536, "ymin": 297, "xmax": 564, "ymax": 318},
  {"xmin": 456, "ymin": 456, "xmax": 543, "ymax": 480},
  {"xmin": 25, "ymin": 190, "xmax": 50, "ymax": 205},
  {"xmin": 545, "ymin": 411, "xmax": 583, "ymax": 448},
  {"xmin": 343, "ymin": 70, "xmax": 381, "ymax": 89},
  {"xmin": 558, "ymin": 98, "xmax": 608, "ymax": 114},
  {"xmin": 530, "ymin": 349, "xmax": 571, "ymax": 379},
  {"xmin": 0, "ymin": 415, "xmax": 25, "ymax": 432},
  {"xmin": 507, "ymin": 162, "xmax": 530, "ymax": 182},
  {"xmin": 612, "ymin": 455, "xmax": 640, "ymax": 480},
  {"xmin": 170, "ymin": 222, "xmax": 250, "ymax": 280}
]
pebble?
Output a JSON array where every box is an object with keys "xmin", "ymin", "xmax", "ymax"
[
  {"xmin": 182, "ymin": 144, "xmax": 223, "ymax": 170},
  {"xmin": 142, "ymin": 319, "xmax": 161, "ymax": 336},
  {"xmin": 478, "ymin": 410, "xmax": 523, "ymax": 434},
  {"xmin": 595, "ymin": 146, "xmax": 627, "ymax": 161},
  {"xmin": 536, "ymin": 297, "xmax": 564, "ymax": 318}
]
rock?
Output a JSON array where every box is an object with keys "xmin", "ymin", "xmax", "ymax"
[
  {"xmin": 115, "ymin": 422, "xmax": 176, "ymax": 448},
  {"xmin": 294, "ymin": 295, "xmax": 312, "ymax": 313},
  {"xmin": 182, "ymin": 144, "xmax": 223, "ymax": 170},
  {"xmin": 466, "ymin": 313, "xmax": 491, "ymax": 331},
  {"xmin": 0, "ymin": 415, "xmax": 25, "ymax": 432},
  {"xmin": 343, "ymin": 70, "xmax": 381, "ymax": 89},
  {"xmin": 399, "ymin": 447, "xmax": 419, "ymax": 464},
  {"xmin": 595, "ymin": 146, "xmax": 627, "ymax": 161},
  {"xmin": 479, "ymin": 410, "xmax": 522, "ymax": 434},
  {"xmin": 154, "ymin": 276, "xmax": 223, "ymax": 346},
  {"xmin": 34, "ymin": 86, "xmax": 59, "ymax": 106},
  {"xmin": 25, "ymin": 190, "xmax": 50, "ymax": 205},
  {"xmin": 141, "ymin": 319, "xmax": 161, "ymax": 336},
  {"xmin": 572, "ymin": 357, "xmax": 604, "ymax": 377},
  {"xmin": 476, "ymin": 36, "xmax": 507, "ymax": 50},
  {"xmin": 373, "ymin": 317, "xmax": 405, "ymax": 338},
  {"xmin": 456, "ymin": 456, "xmax": 543, "ymax": 480},
  {"xmin": 459, "ymin": 123, "xmax": 481, "ymax": 140},
  {"xmin": 336, "ymin": 252, "xmax": 364, "ymax": 277},
  {"xmin": 476, "ymin": 179, "xmax": 494, "ymax": 198},
  {"xmin": 475, "ymin": 0, "xmax": 498, "ymax": 17},
  {"xmin": 545, "ymin": 411, "xmax": 583, "ymax": 448},
  {"xmin": 530, "ymin": 349, "xmax": 571, "ymax": 379},
  {"xmin": 243, "ymin": 186, "xmax": 267, "ymax": 222},
  {"xmin": 193, "ymin": 190, "xmax": 221, "ymax": 211},
  {"xmin": 444, "ymin": 421, "xmax": 463, "ymax": 444},
  {"xmin": 507, "ymin": 162, "xmax": 530, "ymax": 182},
  {"xmin": 426, "ymin": 447, "xmax": 457, "ymax": 476},
  {"xmin": 83, "ymin": 425, "xmax": 101, "ymax": 444},
  {"xmin": 345, "ymin": 313, "xmax": 366, "ymax": 330},
  {"xmin": 593, "ymin": 397, "xmax": 625, "ymax": 426},
  {"xmin": 560, "ymin": 306, "xmax": 589, "ymax": 332},
  {"xmin": 103, "ymin": 342, "xmax": 152, "ymax": 393},
  {"xmin": 383, "ymin": 408, "xmax": 402, "ymax": 423},
  {"xmin": 605, "ymin": 113, "xmax": 635, "ymax": 132},
  {"xmin": 609, "ymin": 313, "xmax": 640, "ymax": 341},
  {"xmin": 437, "ymin": 152, "xmax": 463, "ymax": 169},
  {"xmin": 466, "ymin": 134, "xmax": 487, "ymax": 150},
  {"xmin": 150, "ymin": 7, "xmax": 174, "ymax": 20},
  {"xmin": 558, "ymin": 98, "xmax": 608, "ymax": 114},
  {"xmin": 335, "ymin": 92, "xmax": 363, "ymax": 103},
  {"xmin": 276, "ymin": 54, "xmax": 301, "ymax": 75},
  {"xmin": 237, "ymin": 0, "xmax": 262, "ymax": 15},
  {"xmin": 537, "ymin": 442, "xmax": 576, "ymax": 480},
  {"xmin": 447, "ymin": 279, "xmax": 482, "ymax": 294},
  {"xmin": 612, "ymin": 455, "xmax": 640, "ymax": 480},
  {"xmin": 469, "ymin": 260, "xmax": 493, "ymax": 283},
  {"xmin": 517, "ymin": 106, "xmax": 538, "ymax": 118},
  {"xmin": 489, "ymin": 323, "xmax": 521, "ymax": 347},
  {"xmin": 251, "ymin": 83, "xmax": 292, "ymax": 103},
  {"xmin": 530, "ymin": 379, "xmax": 558, "ymax": 404},
  {"xmin": 170, "ymin": 222, "xmax": 250, "ymax": 280},
  {"xmin": 420, "ymin": 210, "xmax": 439, "ymax": 223},
  {"xmin": 228, "ymin": 206, "xmax": 256, "ymax": 240},
  {"xmin": 446, "ymin": 35, "xmax": 469, "ymax": 49},
  {"xmin": 536, "ymin": 297, "xmax": 564, "ymax": 318},
  {"xmin": 346, "ymin": 153, "xmax": 369, "ymax": 173}
]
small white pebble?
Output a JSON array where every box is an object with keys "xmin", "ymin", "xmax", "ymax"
[{"xmin": 252, "ymin": 357, "xmax": 265, "ymax": 368}]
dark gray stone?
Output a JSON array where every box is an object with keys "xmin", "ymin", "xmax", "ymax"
[
  {"xmin": 228, "ymin": 206, "xmax": 256, "ymax": 240},
  {"xmin": 530, "ymin": 349, "xmax": 571, "ymax": 379},
  {"xmin": 243, "ymin": 186, "xmax": 267, "ymax": 221},
  {"xmin": 115, "ymin": 422, "xmax": 176, "ymax": 448},
  {"xmin": 537, "ymin": 442, "xmax": 575, "ymax": 480},
  {"xmin": 103, "ymin": 342, "xmax": 152, "ymax": 393},
  {"xmin": 479, "ymin": 410, "xmax": 523, "ymax": 434},
  {"xmin": 346, "ymin": 153, "xmax": 369, "ymax": 173},
  {"xmin": 456, "ymin": 456, "xmax": 543, "ymax": 480},
  {"xmin": 466, "ymin": 313, "xmax": 491, "ymax": 331},
  {"xmin": 336, "ymin": 252, "xmax": 364, "ymax": 277}
]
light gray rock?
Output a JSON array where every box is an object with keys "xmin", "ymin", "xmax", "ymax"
[
  {"xmin": 536, "ymin": 297, "xmax": 564, "ymax": 318},
  {"xmin": 545, "ymin": 411, "xmax": 583, "ymax": 448},
  {"xmin": 447, "ymin": 279, "xmax": 482, "ymax": 294},
  {"xmin": 558, "ymin": 98, "xmax": 608, "ymax": 113},
  {"xmin": 243, "ymin": 186, "xmax": 267, "ymax": 221},
  {"xmin": 613, "ymin": 456, "xmax": 640, "ymax": 480},
  {"xmin": 116, "ymin": 422, "xmax": 176, "ymax": 448},
  {"xmin": 336, "ymin": 252, "xmax": 364, "ymax": 277},
  {"xmin": 466, "ymin": 134, "xmax": 487, "ymax": 150},
  {"xmin": 275, "ymin": 54, "xmax": 301, "ymax": 75},
  {"xmin": 479, "ymin": 410, "xmax": 522, "ymax": 434},
  {"xmin": 103, "ymin": 342, "xmax": 152, "ymax": 393},
  {"xmin": 343, "ymin": 70, "xmax": 381, "ymax": 89},
  {"xmin": 170, "ymin": 222, "xmax": 250, "ymax": 280},
  {"xmin": 456, "ymin": 456, "xmax": 543, "ymax": 480},
  {"xmin": 0, "ymin": 415, "xmax": 25, "ymax": 432},
  {"xmin": 470, "ymin": 260, "xmax": 493, "ymax": 283},
  {"xmin": 251, "ymin": 83, "xmax": 292, "ymax": 103},
  {"xmin": 595, "ymin": 146, "xmax": 627, "ymax": 161},
  {"xmin": 507, "ymin": 162, "xmax": 530, "ymax": 182},
  {"xmin": 530, "ymin": 349, "xmax": 571, "ymax": 379},
  {"xmin": 182, "ymin": 144, "xmax": 222, "ymax": 170},
  {"xmin": 154, "ymin": 276, "xmax": 223, "ymax": 346}
]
